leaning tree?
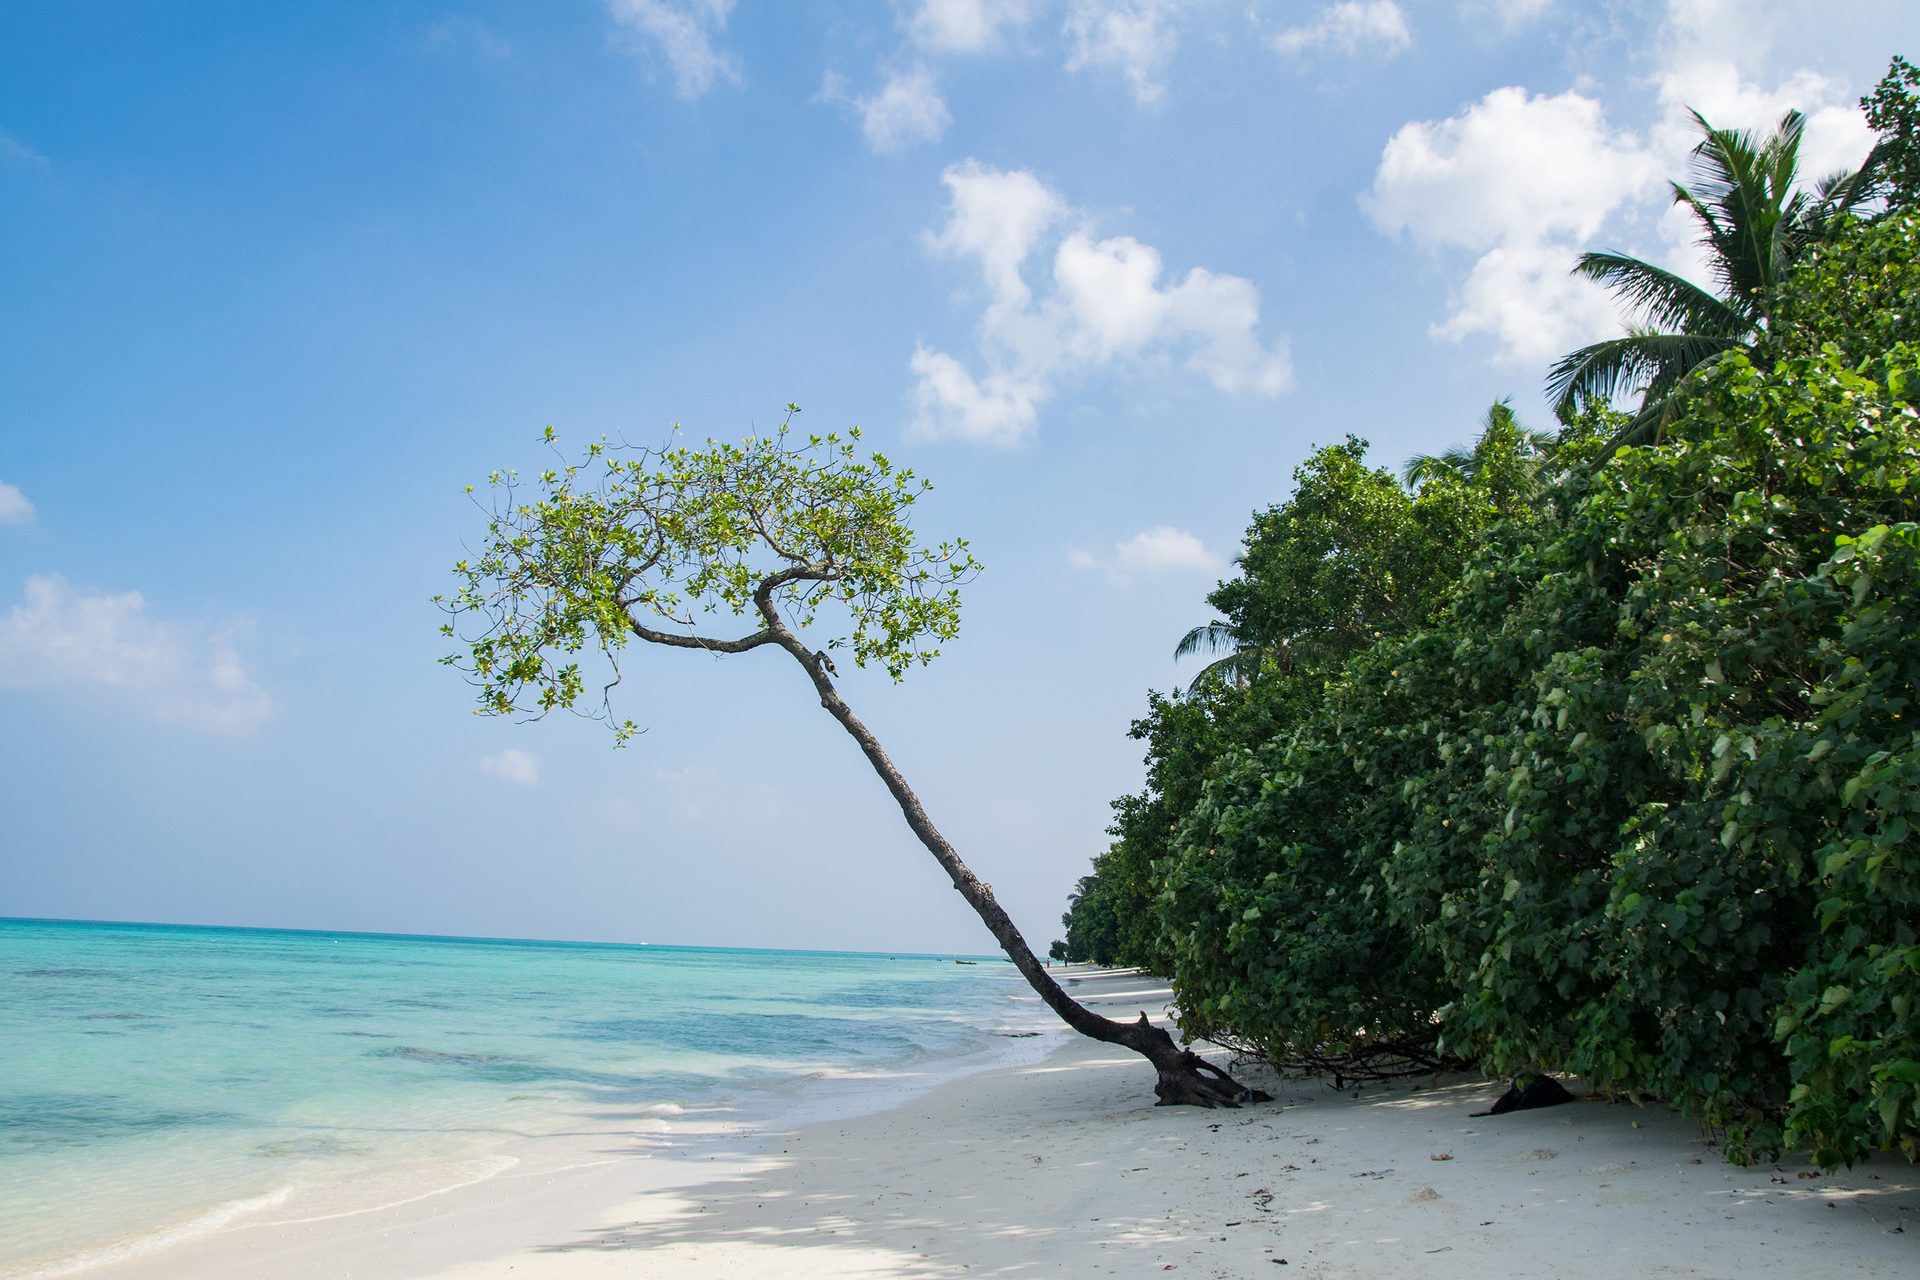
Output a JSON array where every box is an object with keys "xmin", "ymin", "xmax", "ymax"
[{"xmin": 437, "ymin": 411, "xmax": 1267, "ymax": 1107}]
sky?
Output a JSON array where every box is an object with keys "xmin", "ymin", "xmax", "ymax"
[{"xmin": 1, "ymin": 0, "xmax": 1913, "ymax": 954}]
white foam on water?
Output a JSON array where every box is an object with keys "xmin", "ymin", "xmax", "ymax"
[
  {"xmin": 18, "ymin": 1185, "xmax": 295, "ymax": 1279},
  {"xmin": 262, "ymin": 1153, "xmax": 519, "ymax": 1226}
]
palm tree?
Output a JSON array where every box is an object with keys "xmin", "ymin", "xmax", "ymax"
[
  {"xmin": 1172, "ymin": 620, "xmax": 1261, "ymax": 697},
  {"xmin": 1547, "ymin": 109, "xmax": 1877, "ymax": 456},
  {"xmin": 1401, "ymin": 399, "xmax": 1557, "ymax": 493}
]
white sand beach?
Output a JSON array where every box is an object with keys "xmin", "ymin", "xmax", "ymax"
[{"xmin": 87, "ymin": 969, "xmax": 1917, "ymax": 1279}]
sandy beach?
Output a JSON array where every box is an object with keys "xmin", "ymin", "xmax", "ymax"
[{"xmin": 81, "ymin": 968, "xmax": 1918, "ymax": 1279}]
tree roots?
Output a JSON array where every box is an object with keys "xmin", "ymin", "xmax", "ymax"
[{"xmin": 1152, "ymin": 1049, "xmax": 1274, "ymax": 1108}]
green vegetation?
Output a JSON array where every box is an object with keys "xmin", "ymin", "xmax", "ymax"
[{"xmin": 1056, "ymin": 58, "xmax": 1920, "ymax": 1164}]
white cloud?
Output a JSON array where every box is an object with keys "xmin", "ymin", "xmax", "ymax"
[
  {"xmin": 923, "ymin": 161, "xmax": 1067, "ymax": 310},
  {"xmin": 1271, "ymin": 1, "xmax": 1412, "ymax": 59},
  {"xmin": 854, "ymin": 65, "xmax": 952, "ymax": 152},
  {"xmin": 1365, "ymin": 86, "xmax": 1661, "ymax": 364},
  {"xmin": 907, "ymin": 0, "xmax": 1037, "ymax": 53},
  {"xmin": 1069, "ymin": 526, "xmax": 1223, "ymax": 582},
  {"xmin": 1062, "ymin": 0, "xmax": 1179, "ymax": 105},
  {"xmin": 1430, "ymin": 240, "xmax": 1622, "ymax": 366},
  {"xmin": 478, "ymin": 746, "xmax": 541, "ymax": 786},
  {"xmin": 1161, "ymin": 266, "xmax": 1293, "ymax": 395},
  {"xmin": 0, "ymin": 482, "xmax": 32, "ymax": 525},
  {"xmin": 913, "ymin": 161, "xmax": 1290, "ymax": 445},
  {"xmin": 1653, "ymin": 61, "xmax": 1873, "ymax": 184},
  {"xmin": 606, "ymin": 0, "xmax": 739, "ymax": 98},
  {"xmin": 0, "ymin": 574, "xmax": 273, "ymax": 734},
  {"xmin": 1367, "ymin": 0, "xmax": 1885, "ymax": 371},
  {"xmin": 909, "ymin": 347, "xmax": 1042, "ymax": 447},
  {"xmin": 1367, "ymin": 87, "xmax": 1659, "ymax": 252}
]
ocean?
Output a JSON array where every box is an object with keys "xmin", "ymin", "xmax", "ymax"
[{"xmin": 0, "ymin": 917, "xmax": 1039, "ymax": 1277}]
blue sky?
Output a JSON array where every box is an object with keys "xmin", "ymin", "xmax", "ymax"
[{"xmin": 2, "ymin": 0, "xmax": 1912, "ymax": 952}]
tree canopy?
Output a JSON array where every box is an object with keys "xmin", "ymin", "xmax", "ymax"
[
  {"xmin": 439, "ymin": 416, "xmax": 979, "ymax": 735},
  {"xmin": 1056, "ymin": 65, "xmax": 1920, "ymax": 1163}
]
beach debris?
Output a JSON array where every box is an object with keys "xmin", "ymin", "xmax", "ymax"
[
  {"xmin": 1350, "ymin": 1169, "xmax": 1394, "ymax": 1179},
  {"xmin": 1471, "ymin": 1071, "xmax": 1574, "ymax": 1117},
  {"xmin": 1429, "ymin": 1152, "xmax": 1454, "ymax": 1161}
]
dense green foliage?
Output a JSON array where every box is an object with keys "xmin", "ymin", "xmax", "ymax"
[
  {"xmin": 1056, "ymin": 422, "xmax": 1550, "ymax": 970},
  {"xmin": 1864, "ymin": 55, "xmax": 1920, "ymax": 206},
  {"xmin": 1056, "ymin": 103, "xmax": 1919, "ymax": 1164}
]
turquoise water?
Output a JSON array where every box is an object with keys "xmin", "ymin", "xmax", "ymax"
[{"xmin": 0, "ymin": 917, "xmax": 1030, "ymax": 1276}]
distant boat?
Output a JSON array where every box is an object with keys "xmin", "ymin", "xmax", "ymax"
[{"xmin": 955, "ymin": 959, "xmax": 977, "ymax": 965}]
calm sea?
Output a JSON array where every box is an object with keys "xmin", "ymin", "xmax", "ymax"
[{"xmin": 0, "ymin": 917, "xmax": 1036, "ymax": 1277}]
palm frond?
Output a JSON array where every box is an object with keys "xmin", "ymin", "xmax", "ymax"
[
  {"xmin": 1183, "ymin": 649, "xmax": 1263, "ymax": 698},
  {"xmin": 1588, "ymin": 336, "xmax": 1748, "ymax": 463},
  {"xmin": 1803, "ymin": 156, "xmax": 1883, "ymax": 236},
  {"xmin": 1173, "ymin": 621, "xmax": 1240, "ymax": 662},
  {"xmin": 1693, "ymin": 110, "xmax": 1804, "ymax": 302},
  {"xmin": 1572, "ymin": 251, "xmax": 1752, "ymax": 334},
  {"xmin": 1406, "ymin": 399, "xmax": 1554, "ymax": 490},
  {"xmin": 1401, "ymin": 453, "xmax": 1449, "ymax": 488},
  {"xmin": 1401, "ymin": 446, "xmax": 1477, "ymax": 488},
  {"xmin": 1547, "ymin": 333, "xmax": 1666, "ymax": 412},
  {"xmin": 1549, "ymin": 325, "xmax": 1752, "ymax": 414}
]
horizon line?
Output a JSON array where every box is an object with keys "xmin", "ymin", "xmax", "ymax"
[{"xmin": 0, "ymin": 913, "xmax": 1017, "ymax": 962}]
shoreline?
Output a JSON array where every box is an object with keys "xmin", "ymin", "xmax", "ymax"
[
  {"xmin": 42, "ymin": 964, "xmax": 1064, "ymax": 1280},
  {"xmin": 70, "ymin": 969, "xmax": 1920, "ymax": 1278}
]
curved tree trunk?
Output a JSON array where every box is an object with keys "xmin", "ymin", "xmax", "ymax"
[{"xmin": 780, "ymin": 639, "xmax": 1268, "ymax": 1108}]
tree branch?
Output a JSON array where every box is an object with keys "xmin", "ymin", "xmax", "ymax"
[
  {"xmin": 624, "ymin": 617, "xmax": 781, "ymax": 654},
  {"xmin": 753, "ymin": 561, "xmax": 839, "ymax": 631}
]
